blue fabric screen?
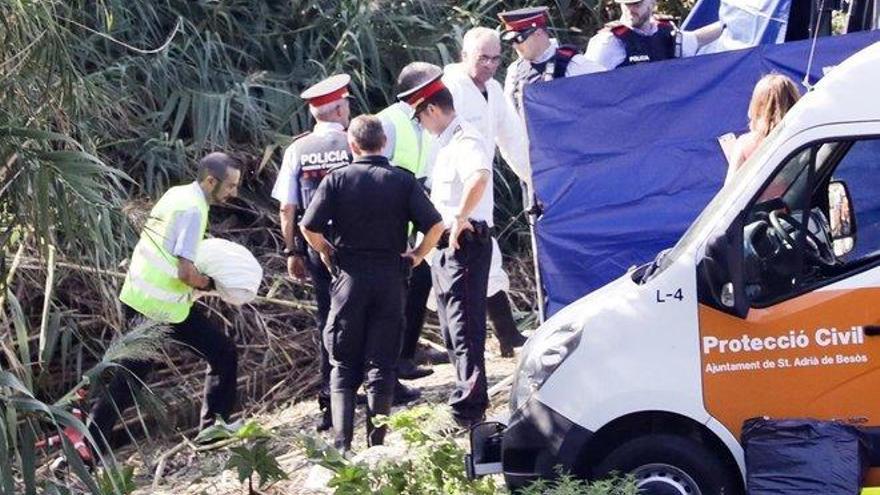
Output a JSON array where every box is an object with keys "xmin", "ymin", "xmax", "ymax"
[{"xmin": 525, "ymin": 32, "xmax": 880, "ymax": 317}]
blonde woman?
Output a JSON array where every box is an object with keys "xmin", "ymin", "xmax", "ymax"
[{"xmin": 725, "ymin": 73, "xmax": 801, "ymax": 184}]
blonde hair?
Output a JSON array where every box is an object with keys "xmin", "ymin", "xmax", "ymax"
[{"xmin": 747, "ymin": 73, "xmax": 801, "ymax": 138}]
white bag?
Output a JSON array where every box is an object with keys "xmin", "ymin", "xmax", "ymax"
[{"xmin": 194, "ymin": 238, "xmax": 262, "ymax": 305}]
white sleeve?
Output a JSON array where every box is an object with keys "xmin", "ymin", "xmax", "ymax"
[
  {"xmin": 679, "ymin": 30, "xmax": 699, "ymax": 58},
  {"xmin": 495, "ymin": 93, "xmax": 532, "ymax": 188},
  {"xmin": 379, "ymin": 116, "xmax": 397, "ymax": 160},
  {"xmin": 456, "ymin": 135, "xmax": 492, "ymax": 181},
  {"xmin": 567, "ymin": 54, "xmax": 608, "ymax": 77},
  {"xmin": 271, "ymin": 142, "xmax": 301, "ymax": 206},
  {"xmin": 584, "ymin": 31, "xmax": 625, "ymax": 70}
]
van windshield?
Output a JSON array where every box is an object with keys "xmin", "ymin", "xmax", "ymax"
[{"xmin": 642, "ymin": 124, "xmax": 785, "ymax": 282}]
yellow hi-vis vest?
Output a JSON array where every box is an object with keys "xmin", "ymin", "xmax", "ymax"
[
  {"xmin": 119, "ymin": 184, "xmax": 209, "ymax": 323},
  {"xmin": 378, "ymin": 103, "xmax": 432, "ymax": 177}
]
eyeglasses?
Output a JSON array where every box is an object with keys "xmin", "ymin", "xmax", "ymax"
[
  {"xmin": 477, "ymin": 54, "xmax": 502, "ymax": 64},
  {"xmin": 501, "ymin": 27, "xmax": 537, "ymax": 45}
]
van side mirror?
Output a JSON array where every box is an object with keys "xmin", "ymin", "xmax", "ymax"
[{"xmin": 828, "ymin": 180, "xmax": 856, "ymax": 257}]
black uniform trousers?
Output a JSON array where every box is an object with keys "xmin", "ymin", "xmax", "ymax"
[
  {"xmin": 324, "ymin": 254, "xmax": 406, "ymax": 396},
  {"xmin": 401, "ymin": 260, "xmax": 432, "ymax": 360},
  {"xmin": 89, "ymin": 305, "xmax": 237, "ymax": 451},
  {"xmin": 431, "ymin": 233, "xmax": 492, "ymax": 422},
  {"xmin": 304, "ymin": 247, "xmax": 332, "ymax": 402}
]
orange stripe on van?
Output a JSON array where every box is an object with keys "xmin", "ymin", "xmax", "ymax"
[{"xmin": 699, "ymin": 288, "xmax": 880, "ymax": 481}]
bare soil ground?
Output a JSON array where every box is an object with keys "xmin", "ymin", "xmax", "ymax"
[{"xmin": 123, "ymin": 339, "xmax": 519, "ymax": 495}]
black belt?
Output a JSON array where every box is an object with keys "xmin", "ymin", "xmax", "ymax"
[{"xmin": 437, "ymin": 220, "xmax": 491, "ymax": 249}]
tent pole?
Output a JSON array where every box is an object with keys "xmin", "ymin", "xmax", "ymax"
[{"xmin": 525, "ymin": 189, "xmax": 546, "ymax": 323}]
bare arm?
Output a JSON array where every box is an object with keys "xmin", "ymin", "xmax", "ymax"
[
  {"xmin": 301, "ymin": 226, "xmax": 333, "ymax": 258},
  {"xmin": 279, "ymin": 204, "xmax": 299, "ymax": 251},
  {"xmin": 450, "ymin": 170, "xmax": 490, "ymax": 250},
  {"xmin": 177, "ymin": 258, "xmax": 212, "ymax": 290},
  {"xmin": 405, "ymin": 221, "xmax": 445, "ymax": 266},
  {"xmin": 456, "ymin": 170, "xmax": 490, "ymax": 220},
  {"xmin": 694, "ymin": 21, "xmax": 724, "ymax": 48}
]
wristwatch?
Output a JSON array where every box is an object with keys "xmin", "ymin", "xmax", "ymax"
[{"xmin": 283, "ymin": 247, "xmax": 298, "ymax": 258}]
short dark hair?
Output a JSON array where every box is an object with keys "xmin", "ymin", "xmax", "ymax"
[
  {"xmin": 197, "ymin": 152, "xmax": 240, "ymax": 182},
  {"xmin": 348, "ymin": 115, "xmax": 386, "ymax": 153},
  {"xmin": 396, "ymin": 62, "xmax": 442, "ymax": 93},
  {"xmin": 419, "ymin": 87, "xmax": 455, "ymax": 114}
]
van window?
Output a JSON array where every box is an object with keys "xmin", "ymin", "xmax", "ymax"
[{"xmin": 742, "ymin": 137, "xmax": 880, "ymax": 306}]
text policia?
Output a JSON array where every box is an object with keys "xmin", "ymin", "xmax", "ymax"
[{"xmin": 702, "ymin": 326, "xmax": 865, "ymax": 355}]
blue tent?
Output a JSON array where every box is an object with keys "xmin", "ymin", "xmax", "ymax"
[{"xmin": 525, "ymin": 31, "xmax": 880, "ymax": 317}]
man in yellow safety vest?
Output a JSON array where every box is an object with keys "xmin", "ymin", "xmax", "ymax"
[{"xmin": 88, "ymin": 152, "xmax": 242, "ymax": 452}]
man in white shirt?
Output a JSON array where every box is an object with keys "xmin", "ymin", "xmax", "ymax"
[
  {"xmin": 499, "ymin": 6, "xmax": 605, "ymax": 116},
  {"xmin": 443, "ymin": 27, "xmax": 529, "ymax": 357},
  {"xmin": 399, "ymin": 68, "xmax": 493, "ymax": 427},
  {"xmin": 585, "ymin": 0, "xmax": 724, "ymax": 70}
]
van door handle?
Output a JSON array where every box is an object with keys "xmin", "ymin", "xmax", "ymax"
[{"xmin": 864, "ymin": 326, "xmax": 880, "ymax": 336}]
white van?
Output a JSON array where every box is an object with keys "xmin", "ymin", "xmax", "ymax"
[{"xmin": 467, "ymin": 42, "xmax": 880, "ymax": 494}]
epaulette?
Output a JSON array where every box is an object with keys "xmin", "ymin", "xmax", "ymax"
[
  {"xmin": 289, "ymin": 130, "xmax": 311, "ymax": 143},
  {"xmin": 654, "ymin": 14, "xmax": 676, "ymax": 29},
  {"xmin": 606, "ymin": 21, "xmax": 630, "ymax": 36},
  {"xmin": 556, "ymin": 45, "xmax": 577, "ymax": 58},
  {"xmin": 395, "ymin": 165, "xmax": 415, "ymax": 176}
]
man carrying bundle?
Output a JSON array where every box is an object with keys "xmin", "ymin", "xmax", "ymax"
[{"xmin": 88, "ymin": 152, "xmax": 241, "ymax": 451}]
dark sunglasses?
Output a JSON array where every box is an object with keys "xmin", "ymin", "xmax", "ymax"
[{"xmin": 501, "ymin": 27, "xmax": 537, "ymax": 44}]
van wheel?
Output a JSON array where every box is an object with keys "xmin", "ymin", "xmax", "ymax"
[{"xmin": 594, "ymin": 433, "xmax": 743, "ymax": 495}]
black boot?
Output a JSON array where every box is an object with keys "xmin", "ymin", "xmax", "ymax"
[
  {"xmin": 487, "ymin": 291, "xmax": 527, "ymax": 357},
  {"xmin": 330, "ymin": 390, "xmax": 356, "ymax": 453},
  {"xmin": 392, "ymin": 380, "xmax": 421, "ymax": 405},
  {"xmin": 397, "ymin": 358, "xmax": 433, "ymax": 380},
  {"xmin": 316, "ymin": 395, "xmax": 332, "ymax": 432},
  {"xmin": 366, "ymin": 388, "xmax": 395, "ymax": 447}
]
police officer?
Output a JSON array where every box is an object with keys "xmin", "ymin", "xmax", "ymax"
[
  {"xmin": 272, "ymin": 74, "xmax": 352, "ymax": 432},
  {"xmin": 300, "ymin": 115, "xmax": 444, "ymax": 452},
  {"xmin": 443, "ymin": 27, "xmax": 529, "ymax": 357},
  {"xmin": 89, "ymin": 153, "xmax": 241, "ymax": 451},
  {"xmin": 399, "ymin": 68, "xmax": 494, "ymax": 427},
  {"xmin": 585, "ymin": 0, "xmax": 724, "ymax": 70},
  {"xmin": 499, "ymin": 6, "xmax": 604, "ymax": 116}
]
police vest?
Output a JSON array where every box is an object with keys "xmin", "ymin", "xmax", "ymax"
[
  {"xmin": 509, "ymin": 45, "xmax": 578, "ymax": 115},
  {"xmin": 378, "ymin": 104, "xmax": 431, "ymax": 177},
  {"xmin": 119, "ymin": 184, "xmax": 209, "ymax": 323},
  {"xmin": 610, "ymin": 19, "xmax": 676, "ymax": 68},
  {"xmin": 294, "ymin": 129, "xmax": 352, "ymax": 210}
]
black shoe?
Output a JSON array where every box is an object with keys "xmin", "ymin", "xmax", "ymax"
[
  {"xmin": 397, "ymin": 358, "xmax": 433, "ymax": 380},
  {"xmin": 499, "ymin": 333, "xmax": 528, "ymax": 358},
  {"xmin": 392, "ymin": 381, "xmax": 421, "ymax": 405},
  {"xmin": 415, "ymin": 345, "xmax": 449, "ymax": 365},
  {"xmin": 317, "ymin": 405, "xmax": 332, "ymax": 432}
]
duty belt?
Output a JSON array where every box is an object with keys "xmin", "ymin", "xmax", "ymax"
[{"xmin": 437, "ymin": 220, "xmax": 491, "ymax": 249}]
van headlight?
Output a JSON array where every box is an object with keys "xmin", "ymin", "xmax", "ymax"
[{"xmin": 510, "ymin": 322, "xmax": 582, "ymax": 412}]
